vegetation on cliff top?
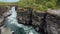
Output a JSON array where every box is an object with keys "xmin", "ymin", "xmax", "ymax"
[
  {"xmin": 16, "ymin": 0, "xmax": 60, "ymax": 11},
  {"xmin": 0, "ymin": 0, "xmax": 60, "ymax": 11}
]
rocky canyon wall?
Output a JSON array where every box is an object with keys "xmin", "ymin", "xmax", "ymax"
[
  {"xmin": 0, "ymin": 6, "xmax": 60, "ymax": 34},
  {"xmin": 17, "ymin": 8, "xmax": 60, "ymax": 34}
]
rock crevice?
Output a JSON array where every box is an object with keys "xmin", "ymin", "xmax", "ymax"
[{"xmin": 17, "ymin": 8, "xmax": 60, "ymax": 34}]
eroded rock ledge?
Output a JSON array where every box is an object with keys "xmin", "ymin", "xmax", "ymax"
[
  {"xmin": 0, "ymin": 6, "xmax": 60, "ymax": 34},
  {"xmin": 17, "ymin": 8, "xmax": 60, "ymax": 34},
  {"xmin": 0, "ymin": 6, "xmax": 11, "ymax": 27}
]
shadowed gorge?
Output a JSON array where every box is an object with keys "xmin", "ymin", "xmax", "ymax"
[
  {"xmin": 0, "ymin": 0, "xmax": 60, "ymax": 34},
  {"xmin": 0, "ymin": 5, "xmax": 60, "ymax": 34}
]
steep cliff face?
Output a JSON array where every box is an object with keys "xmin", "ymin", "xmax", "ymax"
[
  {"xmin": 46, "ymin": 9, "xmax": 60, "ymax": 34},
  {"xmin": 0, "ymin": 6, "xmax": 60, "ymax": 34},
  {"xmin": 17, "ymin": 8, "xmax": 47, "ymax": 34},
  {"xmin": 0, "ymin": 6, "xmax": 11, "ymax": 27},
  {"xmin": 17, "ymin": 8, "xmax": 60, "ymax": 34},
  {"xmin": 46, "ymin": 14, "xmax": 60, "ymax": 34}
]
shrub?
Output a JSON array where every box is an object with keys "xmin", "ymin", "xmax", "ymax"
[
  {"xmin": 45, "ymin": 2, "xmax": 56, "ymax": 9},
  {"xmin": 35, "ymin": 5, "xmax": 47, "ymax": 11}
]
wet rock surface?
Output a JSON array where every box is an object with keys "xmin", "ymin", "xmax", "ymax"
[
  {"xmin": 17, "ymin": 9, "xmax": 31, "ymax": 25},
  {"xmin": 17, "ymin": 8, "xmax": 60, "ymax": 34},
  {"xmin": 46, "ymin": 14, "xmax": 60, "ymax": 34},
  {"xmin": 0, "ymin": 16, "xmax": 4, "ymax": 27},
  {"xmin": 0, "ymin": 6, "xmax": 11, "ymax": 27},
  {"xmin": 46, "ymin": 9, "xmax": 60, "ymax": 34},
  {"xmin": 0, "ymin": 6, "xmax": 60, "ymax": 34},
  {"xmin": 17, "ymin": 8, "xmax": 47, "ymax": 34}
]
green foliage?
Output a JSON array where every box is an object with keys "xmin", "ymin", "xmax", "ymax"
[
  {"xmin": 57, "ymin": 0, "xmax": 60, "ymax": 6},
  {"xmin": 36, "ymin": 5, "xmax": 47, "ymax": 11},
  {"xmin": 45, "ymin": 2, "xmax": 56, "ymax": 9},
  {"xmin": 16, "ymin": 0, "xmax": 60, "ymax": 11},
  {"xmin": 35, "ymin": 0, "xmax": 46, "ymax": 5},
  {"xmin": 0, "ymin": 0, "xmax": 60, "ymax": 11}
]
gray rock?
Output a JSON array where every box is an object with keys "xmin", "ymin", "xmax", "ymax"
[
  {"xmin": 3, "ymin": 11, "xmax": 11, "ymax": 18},
  {"xmin": 46, "ymin": 14, "xmax": 60, "ymax": 34},
  {"xmin": 17, "ymin": 8, "xmax": 60, "ymax": 34},
  {"xmin": 47, "ymin": 9, "xmax": 60, "ymax": 17},
  {"xmin": 0, "ymin": 16, "xmax": 4, "ymax": 27}
]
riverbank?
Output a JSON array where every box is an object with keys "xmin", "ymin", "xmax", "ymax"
[
  {"xmin": 17, "ymin": 7, "xmax": 60, "ymax": 34},
  {"xmin": 0, "ymin": 6, "xmax": 60, "ymax": 34}
]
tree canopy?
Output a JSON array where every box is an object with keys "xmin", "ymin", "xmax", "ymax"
[{"xmin": 0, "ymin": 0, "xmax": 60, "ymax": 11}]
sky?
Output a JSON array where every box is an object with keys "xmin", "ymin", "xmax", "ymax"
[{"xmin": 0, "ymin": 0, "xmax": 19, "ymax": 2}]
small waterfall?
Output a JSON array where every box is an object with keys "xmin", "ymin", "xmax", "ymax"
[{"xmin": 2, "ymin": 6, "xmax": 39, "ymax": 34}]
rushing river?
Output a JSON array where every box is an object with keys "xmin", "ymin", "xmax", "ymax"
[
  {"xmin": 0, "ymin": 0, "xmax": 41, "ymax": 34},
  {"xmin": 0, "ymin": 0, "xmax": 40, "ymax": 34},
  {"xmin": 1, "ymin": 6, "xmax": 39, "ymax": 34}
]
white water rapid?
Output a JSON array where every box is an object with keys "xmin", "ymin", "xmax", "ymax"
[{"xmin": 1, "ymin": 6, "xmax": 39, "ymax": 34}]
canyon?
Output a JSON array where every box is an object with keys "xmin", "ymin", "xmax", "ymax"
[{"xmin": 0, "ymin": 6, "xmax": 60, "ymax": 34}]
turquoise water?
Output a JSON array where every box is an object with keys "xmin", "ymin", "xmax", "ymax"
[
  {"xmin": 0, "ymin": 0, "xmax": 19, "ymax": 2},
  {"xmin": 4, "ymin": 6, "xmax": 39, "ymax": 34},
  {"xmin": 0, "ymin": 0, "xmax": 40, "ymax": 34}
]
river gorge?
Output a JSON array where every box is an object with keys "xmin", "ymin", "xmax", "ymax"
[
  {"xmin": 0, "ymin": 0, "xmax": 60, "ymax": 34},
  {"xmin": 0, "ymin": 5, "xmax": 60, "ymax": 34}
]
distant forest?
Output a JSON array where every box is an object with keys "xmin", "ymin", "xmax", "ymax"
[
  {"xmin": 16, "ymin": 0, "xmax": 60, "ymax": 11},
  {"xmin": 0, "ymin": 0, "xmax": 60, "ymax": 11}
]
